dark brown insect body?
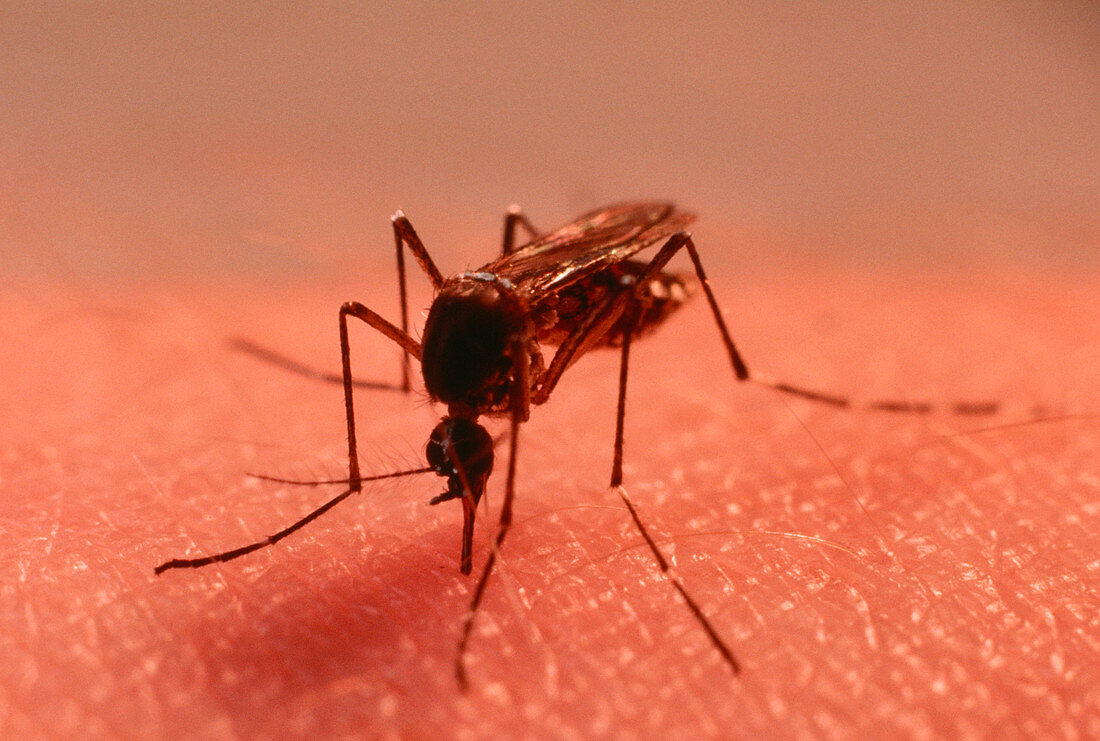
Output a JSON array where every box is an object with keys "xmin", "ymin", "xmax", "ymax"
[
  {"xmin": 415, "ymin": 205, "xmax": 699, "ymax": 573},
  {"xmin": 156, "ymin": 201, "xmax": 997, "ymax": 687}
]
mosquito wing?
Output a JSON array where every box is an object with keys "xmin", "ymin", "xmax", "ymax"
[{"xmin": 480, "ymin": 202, "xmax": 696, "ymax": 297}]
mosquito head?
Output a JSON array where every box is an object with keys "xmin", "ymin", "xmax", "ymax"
[
  {"xmin": 425, "ymin": 416, "xmax": 495, "ymax": 506},
  {"xmin": 426, "ymin": 415, "xmax": 495, "ymax": 574},
  {"xmin": 420, "ymin": 278, "xmax": 522, "ymax": 409}
]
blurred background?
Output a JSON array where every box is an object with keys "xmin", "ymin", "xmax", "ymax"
[{"xmin": 2, "ymin": 1, "xmax": 1097, "ymax": 287}]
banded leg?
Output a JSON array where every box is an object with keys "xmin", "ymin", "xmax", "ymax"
[
  {"xmin": 455, "ymin": 339, "xmax": 530, "ymax": 689},
  {"xmin": 501, "ymin": 204, "xmax": 541, "ymax": 255},
  {"xmin": 611, "ymin": 302, "xmax": 742, "ymax": 676}
]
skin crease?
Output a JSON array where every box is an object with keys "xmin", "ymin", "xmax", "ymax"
[
  {"xmin": 3, "ymin": 3, "xmax": 1099, "ymax": 738},
  {"xmin": 3, "ymin": 264, "xmax": 1098, "ymax": 739}
]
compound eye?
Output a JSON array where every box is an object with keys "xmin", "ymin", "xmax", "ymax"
[
  {"xmin": 425, "ymin": 418, "xmax": 494, "ymax": 481},
  {"xmin": 426, "ymin": 423, "xmax": 452, "ymax": 476}
]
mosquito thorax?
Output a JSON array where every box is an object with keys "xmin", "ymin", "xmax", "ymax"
[
  {"xmin": 420, "ymin": 276, "xmax": 525, "ymax": 408},
  {"xmin": 425, "ymin": 416, "xmax": 494, "ymax": 505}
]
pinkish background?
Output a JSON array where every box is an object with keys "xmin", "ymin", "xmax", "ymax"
[{"xmin": 2, "ymin": 3, "xmax": 1098, "ymax": 739}]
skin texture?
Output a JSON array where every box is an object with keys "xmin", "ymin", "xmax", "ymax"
[
  {"xmin": 2, "ymin": 3, "xmax": 1098, "ymax": 738},
  {"xmin": 3, "ymin": 267, "xmax": 1097, "ymax": 739}
]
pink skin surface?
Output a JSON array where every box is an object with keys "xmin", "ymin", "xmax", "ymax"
[
  {"xmin": 3, "ymin": 3, "xmax": 1099, "ymax": 738},
  {"xmin": 3, "ymin": 263, "xmax": 1098, "ymax": 739}
]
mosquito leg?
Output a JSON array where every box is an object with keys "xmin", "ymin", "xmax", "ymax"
[
  {"xmin": 393, "ymin": 220, "xmax": 411, "ymax": 392},
  {"xmin": 455, "ymin": 340, "xmax": 529, "ymax": 689},
  {"xmin": 391, "ymin": 212, "xmax": 444, "ymax": 391},
  {"xmin": 155, "ymin": 487, "xmax": 356, "ymax": 574},
  {"xmin": 532, "ymin": 288, "xmax": 622, "ymax": 404},
  {"xmin": 533, "ymin": 233, "xmax": 696, "ymax": 404},
  {"xmin": 609, "ymin": 301, "xmax": 741, "ymax": 675},
  {"xmin": 340, "ymin": 302, "xmax": 423, "ymax": 488},
  {"xmin": 390, "ymin": 211, "xmax": 445, "ymax": 288},
  {"xmin": 154, "ymin": 467, "xmax": 430, "ymax": 574},
  {"xmin": 500, "ymin": 204, "xmax": 541, "ymax": 256},
  {"xmin": 155, "ymin": 303, "xmax": 425, "ymax": 575},
  {"xmin": 610, "ymin": 303, "xmax": 639, "ymax": 488},
  {"xmin": 672, "ymin": 234, "xmax": 997, "ymax": 415},
  {"xmin": 229, "ymin": 214, "xmax": 440, "ymax": 394}
]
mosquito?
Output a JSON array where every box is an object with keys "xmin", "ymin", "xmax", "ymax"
[{"xmin": 155, "ymin": 202, "xmax": 997, "ymax": 687}]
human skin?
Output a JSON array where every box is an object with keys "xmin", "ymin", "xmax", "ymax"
[
  {"xmin": 3, "ymin": 1, "xmax": 1097, "ymax": 736},
  {"xmin": 3, "ymin": 261, "xmax": 1097, "ymax": 739}
]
